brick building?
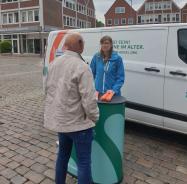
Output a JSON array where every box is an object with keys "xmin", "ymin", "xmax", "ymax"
[
  {"xmin": 0, "ymin": 0, "xmax": 96, "ymax": 54},
  {"xmin": 105, "ymin": 0, "xmax": 136, "ymax": 27},
  {"xmin": 63, "ymin": 0, "xmax": 96, "ymax": 29},
  {"xmin": 181, "ymin": 3, "xmax": 187, "ymax": 23},
  {"xmin": 137, "ymin": 0, "xmax": 181, "ymax": 24}
]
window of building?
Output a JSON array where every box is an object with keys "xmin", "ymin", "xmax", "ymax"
[
  {"xmin": 145, "ymin": 3, "xmax": 149, "ymax": 11},
  {"xmin": 167, "ymin": 14, "xmax": 170, "ymax": 22},
  {"xmin": 3, "ymin": 14, "xmax": 7, "ymax": 24},
  {"xmin": 114, "ymin": 18, "xmax": 119, "ymax": 25},
  {"xmin": 172, "ymin": 14, "xmax": 176, "ymax": 22},
  {"xmin": 155, "ymin": 3, "xmax": 158, "ymax": 10},
  {"xmin": 178, "ymin": 29, "xmax": 187, "ymax": 64},
  {"xmin": 149, "ymin": 15, "xmax": 154, "ymax": 23},
  {"xmin": 141, "ymin": 15, "xmax": 145, "ymax": 23},
  {"xmin": 158, "ymin": 15, "xmax": 162, "ymax": 23},
  {"xmin": 8, "ymin": 13, "xmax": 13, "ymax": 23},
  {"xmin": 128, "ymin": 18, "xmax": 133, "ymax": 25},
  {"xmin": 121, "ymin": 18, "xmax": 126, "ymax": 25},
  {"xmin": 166, "ymin": 1, "xmax": 171, "ymax": 9},
  {"xmin": 64, "ymin": 15, "xmax": 76, "ymax": 27},
  {"xmin": 21, "ymin": 11, "xmax": 27, "ymax": 22},
  {"xmin": 176, "ymin": 14, "xmax": 180, "ymax": 22},
  {"xmin": 163, "ymin": 2, "xmax": 167, "ymax": 9},
  {"xmin": 2, "ymin": 0, "xmax": 18, "ymax": 2},
  {"xmin": 149, "ymin": 3, "xmax": 153, "ymax": 10},
  {"xmin": 115, "ymin": 7, "xmax": 125, "ymax": 14},
  {"xmin": 107, "ymin": 19, "xmax": 112, "ymax": 25},
  {"xmin": 28, "ymin": 10, "xmax": 33, "ymax": 22},
  {"xmin": 138, "ymin": 16, "xmax": 141, "ymax": 24},
  {"xmin": 34, "ymin": 10, "xmax": 39, "ymax": 21},
  {"xmin": 155, "ymin": 15, "xmax": 158, "ymax": 23},
  {"xmin": 14, "ymin": 12, "xmax": 19, "ymax": 22}
]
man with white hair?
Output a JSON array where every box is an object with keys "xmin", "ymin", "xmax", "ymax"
[{"xmin": 44, "ymin": 32, "xmax": 99, "ymax": 184}]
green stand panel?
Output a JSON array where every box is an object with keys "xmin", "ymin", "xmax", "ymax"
[{"xmin": 68, "ymin": 96, "xmax": 126, "ymax": 184}]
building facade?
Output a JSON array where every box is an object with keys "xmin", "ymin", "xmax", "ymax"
[
  {"xmin": 0, "ymin": 0, "xmax": 96, "ymax": 54},
  {"xmin": 105, "ymin": 0, "xmax": 136, "ymax": 27},
  {"xmin": 181, "ymin": 3, "xmax": 187, "ymax": 23},
  {"xmin": 62, "ymin": 0, "xmax": 96, "ymax": 29},
  {"xmin": 137, "ymin": 0, "xmax": 181, "ymax": 24}
]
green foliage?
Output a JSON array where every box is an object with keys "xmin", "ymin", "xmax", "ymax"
[
  {"xmin": 96, "ymin": 20, "xmax": 104, "ymax": 27},
  {"xmin": 0, "ymin": 41, "xmax": 12, "ymax": 53}
]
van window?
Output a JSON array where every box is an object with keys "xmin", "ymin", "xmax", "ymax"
[{"xmin": 178, "ymin": 29, "xmax": 187, "ymax": 64}]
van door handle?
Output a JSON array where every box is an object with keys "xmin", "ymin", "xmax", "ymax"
[
  {"xmin": 169, "ymin": 71, "xmax": 187, "ymax": 77},
  {"xmin": 144, "ymin": 67, "xmax": 160, "ymax": 73}
]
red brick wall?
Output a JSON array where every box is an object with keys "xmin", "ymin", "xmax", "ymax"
[
  {"xmin": 2, "ymin": 24, "xmax": 19, "ymax": 28},
  {"xmin": 21, "ymin": 22, "xmax": 40, "ymax": 27},
  {"xmin": 63, "ymin": 8, "xmax": 76, "ymax": 17},
  {"xmin": 182, "ymin": 4, "xmax": 187, "ymax": 23},
  {"xmin": 43, "ymin": 0, "xmax": 62, "ymax": 28},
  {"xmin": 20, "ymin": 0, "xmax": 39, "ymax": 8},
  {"xmin": 105, "ymin": 0, "xmax": 136, "ymax": 26},
  {"xmin": 1, "ymin": 2, "xmax": 18, "ymax": 10}
]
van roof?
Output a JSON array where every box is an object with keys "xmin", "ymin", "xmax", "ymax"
[{"xmin": 50, "ymin": 23, "xmax": 187, "ymax": 35}]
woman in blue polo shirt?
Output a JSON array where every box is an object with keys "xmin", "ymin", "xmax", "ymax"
[{"xmin": 90, "ymin": 36, "xmax": 125, "ymax": 101}]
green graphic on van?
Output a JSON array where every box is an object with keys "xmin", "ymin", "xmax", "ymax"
[
  {"xmin": 186, "ymin": 91, "xmax": 187, "ymax": 98},
  {"xmin": 113, "ymin": 40, "xmax": 144, "ymax": 55}
]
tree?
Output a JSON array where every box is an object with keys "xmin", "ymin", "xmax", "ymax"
[{"xmin": 96, "ymin": 20, "xmax": 104, "ymax": 27}]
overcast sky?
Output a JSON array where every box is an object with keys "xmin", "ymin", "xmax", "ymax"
[{"xmin": 94, "ymin": 0, "xmax": 187, "ymax": 22}]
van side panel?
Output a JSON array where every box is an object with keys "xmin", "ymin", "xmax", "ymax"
[
  {"xmin": 164, "ymin": 26, "xmax": 187, "ymax": 133},
  {"xmin": 102, "ymin": 28, "xmax": 168, "ymax": 127}
]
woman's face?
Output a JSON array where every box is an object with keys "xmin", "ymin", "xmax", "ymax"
[{"xmin": 101, "ymin": 40, "xmax": 112, "ymax": 53}]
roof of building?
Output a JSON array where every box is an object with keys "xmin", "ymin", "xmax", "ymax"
[{"xmin": 105, "ymin": 0, "xmax": 136, "ymax": 16}]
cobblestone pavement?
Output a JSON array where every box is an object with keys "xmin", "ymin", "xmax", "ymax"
[{"xmin": 0, "ymin": 56, "xmax": 187, "ymax": 184}]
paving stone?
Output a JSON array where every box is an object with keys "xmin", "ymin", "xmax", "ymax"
[
  {"xmin": 3, "ymin": 150, "xmax": 17, "ymax": 158},
  {"xmin": 11, "ymin": 175, "xmax": 27, "ymax": 184},
  {"xmin": 37, "ymin": 149, "xmax": 51, "ymax": 157},
  {"xmin": 6, "ymin": 161, "xmax": 20, "ymax": 169},
  {"xmin": 15, "ymin": 147, "xmax": 29, "ymax": 155},
  {"xmin": 12, "ymin": 155, "xmax": 26, "ymax": 162},
  {"xmin": 176, "ymin": 166, "xmax": 187, "ymax": 175},
  {"xmin": 146, "ymin": 178, "xmax": 164, "ymax": 184},
  {"xmin": 30, "ymin": 163, "xmax": 48, "ymax": 173},
  {"xmin": 0, "ymin": 168, "xmax": 17, "ymax": 179},
  {"xmin": 35, "ymin": 156, "xmax": 50, "ymax": 164},
  {"xmin": 0, "ymin": 176, "xmax": 10, "ymax": 184},
  {"xmin": 21, "ymin": 158, "xmax": 36, "ymax": 167},
  {"xmin": 44, "ymin": 169, "xmax": 55, "ymax": 180},
  {"xmin": 24, "ymin": 170, "xmax": 45, "ymax": 183},
  {"xmin": 136, "ymin": 158, "xmax": 153, "ymax": 169},
  {"xmin": 0, "ymin": 156, "xmax": 11, "ymax": 165},
  {"xmin": 16, "ymin": 165, "xmax": 30, "ymax": 175},
  {"xmin": 0, "ymin": 147, "xmax": 9, "ymax": 154},
  {"xmin": 40, "ymin": 178, "xmax": 54, "ymax": 184}
]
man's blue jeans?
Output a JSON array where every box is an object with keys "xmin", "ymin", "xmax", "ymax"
[{"xmin": 55, "ymin": 128, "xmax": 93, "ymax": 184}]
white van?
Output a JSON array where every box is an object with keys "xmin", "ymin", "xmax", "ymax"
[{"xmin": 44, "ymin": 23, "xmax": 187, "ymax": 134}]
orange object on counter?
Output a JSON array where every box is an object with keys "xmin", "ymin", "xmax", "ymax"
[
  {"xmin": 100, "ymin": 93, "xmax": 109, "ymax": 101},
  {"xmin": 100, "ymin": 90, "xmax": 115, "ymax": 102},
  {"xmin": 105, "ymin": 91, "xmax": 114, "ymax": 102}
]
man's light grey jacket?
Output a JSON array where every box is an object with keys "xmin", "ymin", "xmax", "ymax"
[{"xmin": 44, "ymin": 50, "xmax": 99, "ymax": 132}]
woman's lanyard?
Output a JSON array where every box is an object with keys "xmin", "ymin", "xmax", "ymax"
[{"xmin": 104, "ymin": 60, "xmax": 110, "ymax": 73}]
